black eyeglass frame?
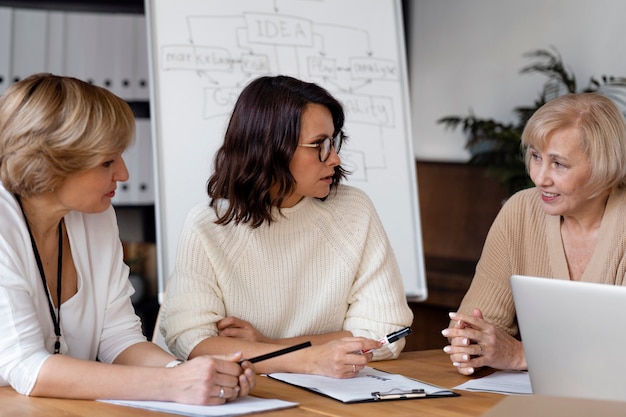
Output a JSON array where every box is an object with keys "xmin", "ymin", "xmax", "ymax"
[{"xmin": 297, "ymin": 132, "xmax": 343, "ymax": 162}]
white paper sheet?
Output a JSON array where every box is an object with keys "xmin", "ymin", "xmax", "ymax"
[
  {"xmin": 99, "ymin": 396, "xmax": 298, "ymax": 417},
  {"xmin": 453, "ymin": 371, "xmax": 532, "ymax": 395}
]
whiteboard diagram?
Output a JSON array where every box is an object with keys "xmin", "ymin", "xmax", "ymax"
[
  {"xmin": 160, "ymin": 9, "xmax": 401, "ymax": 180},
  {"xmin": 147, "ymin": 0, "xmax": 427, "ymax": 301}
]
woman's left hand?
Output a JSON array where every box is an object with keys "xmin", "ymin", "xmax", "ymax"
[
  {"xmin": 217, "ymin": 317, "xmax": 273, "ymax": 344},
  {"xmin": 441, "ymin": 308, "xmax": 527, "ymax": 375}
]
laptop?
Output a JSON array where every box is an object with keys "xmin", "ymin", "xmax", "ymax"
[{"xmin": 511, "ymin": 274, "xmax": 626, "ymax": 402}]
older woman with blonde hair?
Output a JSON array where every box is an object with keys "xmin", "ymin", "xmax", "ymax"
[
  {"xmin": 442, "ymin": 93, "xmax": 626, "ymax": 374},
  {"xmin": 0, "ymin": 73, "xmax": 255, "ymax": 403}
]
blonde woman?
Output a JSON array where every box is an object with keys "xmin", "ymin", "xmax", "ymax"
[
  {"xmin": 0, "ymin": 73, "xmax": 255, "ymax": 402},
  {"xmin": 443, "ymin": 93, "xmax": 626, "ymax": 374}
]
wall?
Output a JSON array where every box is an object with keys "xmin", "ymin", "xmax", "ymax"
[
  {"xmin": 407, "ymin": 0, "xmax": 626, "ymax": 161},
  {"xmin": 404, "ymin": 161, "xmax": 508, "ymax": 351}
]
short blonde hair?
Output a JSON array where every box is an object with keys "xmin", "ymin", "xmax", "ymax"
[
  {"xmin": 521, "ymin": 93, "xmax": 626, "ymax": 194},
  {"xmin": 0, "ymin": 73, "xmax": 135, "ymax": 196}
]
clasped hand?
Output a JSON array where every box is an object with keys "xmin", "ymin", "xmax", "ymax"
[
  {"xmin": 218, "ymin": 316, "xmax": 272, "ymax": 343},
  {"xmin": 441, "ymin": 308, "xmax": 526, "ymax": 375}
]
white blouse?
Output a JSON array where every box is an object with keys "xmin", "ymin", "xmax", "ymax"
[{"xmin": 0, "ymin": 184, "xmax": 146, "ymax": 395}]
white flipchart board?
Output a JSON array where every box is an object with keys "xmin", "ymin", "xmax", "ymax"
[{"xmin": 145, "ymin": 0, "xmax": 427, "ymax": 302}]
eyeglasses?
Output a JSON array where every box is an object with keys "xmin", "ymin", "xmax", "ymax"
[{"xmin": 297, "ymin": 132, "xmax": 343, "ymax": 162}]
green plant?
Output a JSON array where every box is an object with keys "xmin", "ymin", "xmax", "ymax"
[{"xmin": 438, "ymin": 47, "xmax": 626, "ymax": 195}]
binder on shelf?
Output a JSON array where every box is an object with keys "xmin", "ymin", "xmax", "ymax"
[
  {"xmin": 11, "ymin": 9, "xmax": 47, "ymax": 83},
  {"xmin": 65, "ymin": 12, "xmax": 100, "ymax": 84},
  {"xmin": 0, "ymin": 7, "xmax": 13, "ymax": 94},
  {"xmin": 46, "ymin": 11, "xmax": 66, "ymax": 76},
  {"xmin": 93, "ymin": 13, "xmax": 119, "ymax": 94},
  {"xmin": 112, "ymin": 14, "xmax": 136, "ymax": 100},
  {"xmin": 268, "ymin": 366, "xmax": 459, "ymax": 403},
  {"xmin": 132, "ymin": 15, "xmax": 150, "ymax": 101},
  {"xmin": 133, "ymin": 118, "xmax": 155, "ymax": 205}
]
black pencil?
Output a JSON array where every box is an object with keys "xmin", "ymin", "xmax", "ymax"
[{"xmin": 240, "ymin": 341, "xmax": 312, "ymax": 364}]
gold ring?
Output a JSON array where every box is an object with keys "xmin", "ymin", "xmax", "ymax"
[
  {"xmin": 352, "ymin": 364, "xmax": 357, "ymax": 373},
  {"xmin": 218, "ymin": 386, "xmax": 225, "ymax": 398},
  {"xmin": 478, "ymin": 344, "xmax": 483, "ymax": 355}
]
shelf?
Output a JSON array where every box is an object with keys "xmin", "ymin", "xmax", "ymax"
[{"xmin": 0, "ymin": 0, "xmax": 144, "ymax": 13}]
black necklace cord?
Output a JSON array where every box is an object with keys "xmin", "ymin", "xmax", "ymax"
[{"xmin": 15, "ymin": 195, "xmax": 63, "ymax": 354}]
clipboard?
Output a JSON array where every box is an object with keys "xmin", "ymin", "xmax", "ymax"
[{"xmin": 268, "ymin": 366, "xmax": 459, "ymax": 403}]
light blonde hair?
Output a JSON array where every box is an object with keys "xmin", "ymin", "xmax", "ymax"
[
  {"xmin": 521, "ymin": 92, "xmax": 626, "ymax": 194},
  {"xmin": 0, "ymin": 73, "xmax": 135, "ymax": 196}
]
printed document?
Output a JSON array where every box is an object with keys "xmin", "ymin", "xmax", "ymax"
[{"xmin": 269, "ymin": 366, "xmax": 457, "ymax": 403}]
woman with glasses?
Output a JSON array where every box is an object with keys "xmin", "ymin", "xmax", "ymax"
[{"xmin": 159, "ymin": 75, "xmax": 413, "ymax": 378}]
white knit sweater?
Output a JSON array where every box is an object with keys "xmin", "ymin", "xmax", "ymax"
[{"xmin": 159, "ymin": 184, "xmax": 413, "ymax": 360}]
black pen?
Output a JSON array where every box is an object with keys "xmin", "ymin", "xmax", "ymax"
[
  {"xmin": 239, "ymin": 341, "xmax": 312, "ymax": 364},
  {"xmin": 385, "ymin": 327, "xmax": 412, "ymax": 344},
  {"xmin": 362, "ymin": 327, "xmax": 412, "ymax": 353}
]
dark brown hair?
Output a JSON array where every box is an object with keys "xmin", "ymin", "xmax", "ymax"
[{"xmin": 207, "ymin": 75, "xmax": 347, "ymax": 227}]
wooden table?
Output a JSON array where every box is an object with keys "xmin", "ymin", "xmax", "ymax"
[{"xmin": 0, "ymin": 350, "xmax": 505, "ymax": 417}]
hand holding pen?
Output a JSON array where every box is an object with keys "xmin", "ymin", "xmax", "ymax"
[
  {"xmin": 341, "ymin": 328, "xmax": 412, "ymax": 378},
  {"xmin": 362, "ymin": 327, "xmax": 412, "ymax": 354}
]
